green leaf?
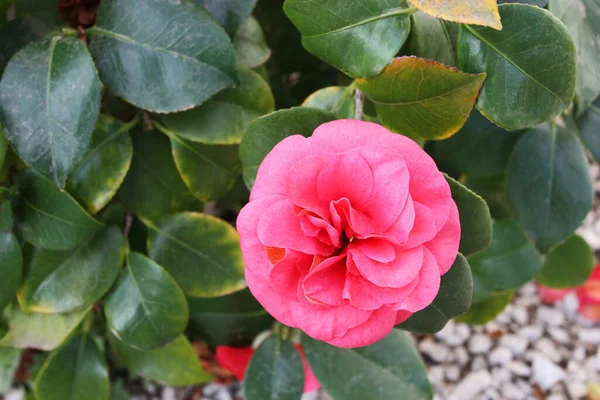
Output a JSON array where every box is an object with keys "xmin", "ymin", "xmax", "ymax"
[
  {"xmin": 498, "ymin": 0, "xmax": 547, "ymax": 5},
  {"xmin": 239, "ymin": 107, "xmax": 336, "ymax": 189},
  {"xmin": 161, "ymin": 68, "xmax": 274, "ymax": 145},
  {"xmin": 433, "ymin": 109, "xmax": 523, "ymax": 179},
  {"xmin": 536, "ymin": 234, "xmax": 594, "ymax": 288},
  {"xmin": 14, "ymin": 0, "xmax": 62, "ymax": 28},
  {"xmin": 0, "ymin": 305, "xmax": 91, "ymax": 350},
  {"xmin": 33, "ymin": 335, "xmax": 109, "ymax": 400},
  {"xmin": 283, "ymin": 0, "xmax": 412, "ymax": 78},
  {"xmin": 409, "ymin": 0, "xmax": 501, "ymax": 29},
  {"xmin": 195, "ymin": 0, "xmax": 257, "ymax": 37},
  {"xmin": 466, "ymin": 175, "xmax": 513, "ymax": 220},
  {"xmin": 14, "ymin": 169, "xmax": 103, "ymax": 250},
  {"xmin": 577, "ymin": 97, "xmax": 600, "ymax": 162},
  {"xmin": 396, "ymin": 253, "xmax": 472, "ymax": 334},
  {"xmin": 88, "ymin": 0, "xmax": 238, "ymax": 113},
  {"xmin": 187, "ymin": 288, "xmax": 273, "ymax": 346},
  {"xmin": 506, "ymin": 124, "xmax": 593, "ymax": 251},
  {"xmin": 18, "ymin": 226, "xmax": 125, "ymax": 313},
  {"xmin": 108, "ymin": 333, "xmax": 212, "ymax": 386},
  {"xmin": 104, "ymin": 252, "xmax": 189, "ymax": 350},
  {"xmin": 0, "ymin": 36, "xmax": 102, "ymax": 187},
  {"xmin": 244, "ymin": 334, "xmax": 304, "ymax": 400},
  {"xmin": 0, "ymin": 231, "xmax": 23, "ymax": 312},
  {"xmin": 302, "ymin": 86, "xmax": 356, "ymax": 119},
  {"xmin": 468, "ymin": 220, "xmax": 543, "ymax": 291},
  {"xmin": 146, "ymin": 213, "xmax": 246, "ymax": 297},
  {"xmin": 110, "ymin": 380, "xmax": 129, "ymax": 400},
  {"xmin": 356, "ymin": 57, "xmax": 486, "ymax": 141},
  {"xmin": 234, "ymin": 16, "xmax": 272, "ymax": 68},
  {"xmin": 0, "ymin": 126, "xmax": 6, "ymax": 170},
  {"xmin": 302, "ymin": 330, "xmax": 432, "ymax": 400},
  {"xmin": 0, "ymin": 17, "xmax": 52, "ymax": 73},
  {"xmin": 445, "ymin": 175, "xmax": 492, "ymax": 256},
  {"xmin": 458, "ymin": 4, "xmax": 577, "ymax": 130},
  {"xmin": 410, "ymin": 11, "xmax": 459, "ymax": 67},
  {"xmin": 118, "ymin": 129, "xmax": 203, "ymax": 220},
  {"xmin": 549, "ymin": 0, "xmax": 600, "ymax": 115},
  {"xmin": 0, "ymin": 199, "xmax": 12, "ymax": 232},
  {"xmin": 456, "ymin": 287, "xmax": 515, "ymax": 325},
  {"xmin": 0, "ymin": 347, "xmax": 21, "ymax": 394},
  {"xmin": 66, "ymin": 115, "xmax": 134, "ymax": 215}
]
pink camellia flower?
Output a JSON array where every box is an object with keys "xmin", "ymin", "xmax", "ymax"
[
  {"xmin": 237, "ymin": 120, "xmax": 461, "ymax": 348},
  {"xmin": 537, "ymin": 285, "xmax": 571, "ymax": 304},
  {"xmin": 577, "ymin": 266, "xmax": 600, "ymax": 321}
]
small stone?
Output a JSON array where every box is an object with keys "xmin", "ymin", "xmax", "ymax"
[
  {"xmin": 419, "ymin": 339, "xmax": 450, "ymax": 363},
  {"xmin": 511, "ymin": 305, "xmax": 528, "ymax": 325},
  {"xmin": 446, "ymin": 324, "xmax": 471, "ymax": 347},
  {"xmin": 501, "ymin": 383, "xmax": 523, "ymax": 400},
  {"xmin": 471, "ymin": 356, "xmax": 487, "ymax": 372},
  {"xmin": 508, "ymin": 360, "xmax": 531, "ymax": 377},
  {"xmin": 499, "ymin": 335, "xmax": 528, "ymax": 355},
  {"xmin": 534, "ymin": 338, "xmax": 562, "ymax": 363},
  {"xmin": 517, "ymin": 326, "xmax": 543, "ymax": 342},
  {"xmin": 578, "ymin": 328, "xmax": 600, "ymax": 344},
  {"xmin": 161, "ymin": 387, "xmax": 176, "ymax": 400},
  {"xmin": 450, "ymin": 370, "xmax": 492, "ymax": 400},
  {"xmin": 446, "ymin": 365, "xmax": 461, "ymax": 382},
  {"xmin": 483, "ymin": 388, "xmax": 501, "ymax": 400},
  {"xmin": 537, "ymin": 306, "xmax": 565, "ymax": 326},
  {"xmin": 532, "ymin": 354, "xmax": 566, "ymax": 391},
  {"xmin": 548, "ymin": 327, "xmax": 570, "ymax": 344},
  {"xmin": 455, "ymin": 347, "xmax": 469, "ymax": 366},
  {"xmin": 573, "ymin": 346, "xmax": 587, "ymax": 362},
  {"xmin": 567, "ymin": 381, "xmax": 588, "ymax": 399},
  {"xmin": 491, "ymin": 367, "xmax": 511, "ymax": 384},
  {"xmin": 562, "ymin": 293, "xmax": 579, "ymax": 317},
  {"xmin": 546, "ymin": 395, "xmax": 565, "ymax": 400},
  {"xmin": 5, "ymin": 390, "xmax": 24, "ymax": 400},
  {"xmin": 495, "ymin": 307, "xmax": 512, "ymax": 324},
  {"xmin": 514, "ymin": 379, "xmax": 533, "ymax": 396},
  {"xmin": 468, "ymin": 334, "xmax": 492, "ymax": 354},
  {"xmin": 596, "ymin": 350, "xmax": 600, "ymax": 370},
  {"xmin": 435, "ymin": 321, "xmax": 455, "ymax": 342},
  {"xmin": 567, "ymin": 361, "xmax": 588, "ymax": 381},
  {"xmin": 488, "ymin": 347, "xmax": 513, "ymax": 366},
  {"xmin": 428, "ymin": 366, "xmax": 445, "ymax": 386},
  {"xmin": 485, "ymin": 321, "xmax": 501, "ymax": 333}
]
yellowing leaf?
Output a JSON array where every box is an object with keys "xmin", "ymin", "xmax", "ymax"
[{"xmin": 409, "ymin": 0, "xmax": 502, "ymax": 30}]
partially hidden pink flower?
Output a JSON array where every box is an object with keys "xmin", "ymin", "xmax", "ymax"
[
  {"xmin": 237, "ymin": 120, "xmax": 461, "ymax": 348},
  {"xmin": 215, "ymin": 345, "xmax": 320, "ymax": 393},
  {"xmin": 577, "ymin": 266, "xmax": 600, "ymax": 321},
  {"xmin": 537, "ymin": 285, "xmax": 571, "ymax": 304}
]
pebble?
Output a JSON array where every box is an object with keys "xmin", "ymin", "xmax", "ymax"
[
  {"xmin": 567, "ymin": 381, "xmax": 588, "ymax": 399},
  {"xmin": 499, "ymin": 335, "xmax": 528, "ymax": 355},
  {"xmin": 532, "ymin": 354, "xmax": 566, "ymax": 391},
  {"xmin": 419, "ymin": 339, "xmax": 450, "ymax": 363},
  {"xmin": 537, "ymin": 306, "xmax": 565, "ymax": 326},
  {"xmin": 511, "ymin": 306, "xmax": 528, "ymax": 325},
  {"xmin": 508, "ymin": 361, "xmax": 531, "ymax": 377},
  {"xmin": 578, "ymin": 328, "xmax": 600, "ymax": 344},
  {"xmin": 445, "ymin": 365, "xmax": 461, "ymax": 382},
  {"xmin": 488, "ymin": 347, "xmax": 512, "ymax": 366},
  {"xmin": 562, "ymin": 293, "xmax": 580, "ymax": 317},
  {"xmin": 428, "ymin": 366, "xmax": 445, "ymax": 386},
  {"xmin": 161, "ymin": 387, "xmax": 176, "ymax": 400},
  {"xmin": 491, "ymin": 367, "xmax": 511, "ymax": 384},
  {"xmin": 534, "ymin": 338, "xmax": 562, "ymax": 363},
  {"xmin": 4, "ymin": 391, "xmax": 23, "ymax": 400},
  {"xmin": 483, "ymin": 388, "xmax": 500, "ymax": 400},
  {"xmin": 445, "ymin": 324, "xmax": 471, "ymax": 347},
  {"xmin": 450, "ymin": 370, "xmax": 492, "ymax": 400},
  {"xmin": 548, "ymin": 327, "xmax": 570, "ymax": 344},
  {"xmin": 596, "ymin": 350, "xmax": 600, "ymax": 370},
  {"xmin": 517, "ymin": 326, "xmax": 542, "ymax": 342},
  {"xmin": 471, "ymin": 356, "xmax": 487, "ymax": 372},
  {"xmin": 455, "ymin": 347, "xmax": 469, "ymax": 366},
  {"xmin": 573, "ymin": 346, "xmax": 587, "ymax": 362},
  {"xmin": 468, "ymin": 335, "xmax": 492, "ymax": 354},
  {"xmin": 501, "ymin": 383, "xmax": 523, "ymax": 400}
]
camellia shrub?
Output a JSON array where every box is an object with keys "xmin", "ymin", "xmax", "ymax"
[{"xmin": 0, "ymin": 0, "xmax": 598, "ymax": 399}]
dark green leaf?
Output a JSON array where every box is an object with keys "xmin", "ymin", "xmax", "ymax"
[
  {"xmin": 396, "ymin": 254, "xmax": 472, "ymax": 334},
  {"xmin": 239, "ymin": 107, "xmax": 336, "ymax": 189},
  {"xmin": 549, "ymin": 0, "xmax": 600, "ymax": 115},
  {"xmin": 14, "ymin": 0, "xmax": 62, "ymax": 28},
  {"xmin": 0, "ymin": 36, "xmax": 101, "ymax": 187},
  {"xmin": 244, "ymin": 334, "xmax": 304, "ymax": 400},
  {"xmin": 284, "ymin": 0, "xmax": 412, "ymax": 78},
  {"xmin": 498, "ymin": 0, "xmax": 547, "ymax": 5},
  {"xmin": 0, "ymin": 347, "xmax": 21, "ymax": 394},
  {"xmin": 577, "ymin": 97, "xmax": 600, "ymax": 162},
  {"xmin": 88, "ymin": 0, "xmax": 238, "ymax": 113},
  {"xmin": 0, "ymin": 17, "xmax": 51, "ymax": 73},
  {"xmin": 104, "ymin": 252, "xmax": 189, "ymax": 350},
  {"xmin": 66, "ymin": 115, "xmax": 134, "ymax": 215},
  {"xmin": 161, "ymin": 68, "xmax": 274, "ymax": 144},
  {"xmin": 536, "ymin": 234, "xmax": 594, "ymax": 288},
  {"xmin": 302, "ymin": 86, "xmax": 356, "ymax": 119},
  {"xmin": 456, "ymin": 287, "xmax": 515, "ymax": 325},
  {"xmin": 234, "ymin": 16, "xmax": 272, "ymax": 68},
  {"xmin": 195, "ymin": 0, "xmax": 257, "ymax": 36},
  {"xmin": 410, "ymin": 11, "xmax": 458, "ymax": 67},
  {"xmin": 433, "ymin": 109, "xmax": 523, "ymax": 179},
  {"xmin": 118, "ymin": 129, "xmax": 203, "ymax": 220},
  {"xmin": 18, "ymin": 226, "xmax": 125, "ymax": 313},
  {"xmin": 0, "ymin": 126, "xmax": 5, "ymax": 170},
  {"xmin": 466, "ymin": 175, "xmax": 513, "ymax": 220},
  {"xmin": 109, "ymin": 333, "xmax": 212, "ymax": 386},
  {"xmin": 506, "ymin": 124, "xmax": 593, "ymax": 251},
  {"xmin": 0, "ymin": 231, "xmax": 22, "ymax": 312},
  {"xmin": 14, "ymin": 169, "xmax": 102, "ymax": 250},
  {"xmin": 357, "ymin": 57, "xmax": 486, "ymax": 140},
  {"xmin": 33, "ymin": 335, "xmax": 109, "ymax": 400},
  {"xmin": 146, "ymin": 213, "xmax": 246, "ymax": 297},
  {"xmin": 469, "ymin": 219, "xmax": 543, "ymax": 291},
  {"xmin": 458, "ymin": 4, "xmax": 576, "ymax": 130},
  {"xmin": 302, "ymin": 330, "xmax": 432, "ymax": 400},
  {"xmin": 187, "ymin": 288, "xmax": 273, "ymax": 346},
  {"xmin": 0, "ymin": 305, "xmax": 91, "ymax": 350},
  {"xmin": 445, "ymin": 175, "xmax": 492, "ymax": 256},
  {"xmin": 110, "ymin": 380, "xmax": 129, "ymax": 400},
  {"xmin": 0, "ymin": 199, "xmax": 11, "ymax": 231}
]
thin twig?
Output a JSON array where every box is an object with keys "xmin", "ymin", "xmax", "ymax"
[
  {"xmin": 354, "ymin": 88, "xmax": 365, "ymax": 121},
  {"xmin": 124, "ymin": 210, "xmax": 134, "ymax": 238}
]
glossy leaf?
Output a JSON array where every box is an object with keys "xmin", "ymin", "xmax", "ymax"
[
  {"xmin": 536, "ymin": 234, "xmax": 594, "ymax": 288},
  {"xmin": 118, "ymin": 130, "xmax": 203, "ymax": 220},
  {"xmin": 302, "ymin": 330, "xmax": 432, "ymax": 400},
  {"xmin": 458, "ymin": 4, "xmax": 577, "ymax": 130},
  {"xmin": 146, "ymin": 213, "xmax": 246, "ymax": 297},
  {"xmin": 14, "ymin": 0, "xmax": 62, "ymax": 28},
  {"xmin": 0, "ymin": 36, "xmax": 101, "ymax": 187},
  {"xmin": 506, "ymin": 124, "xmax": 593, "ymax": 251},
  {"xmin": 0, "ymin": 305, "xmax": 91, "ymax": 350},
  {"xmin": 161, "ymin": 68, "xmax": 274, "ymax": 145},
  {"xmin": 0, "ymin": 200, "xmax": 11, "ymax": 231},
  {"xmin": 302, "ymin": 86, "xmax": 356, "ymax": 119},
  {"xmin": 498, "ymin": 0, "xmax": 547, "ymax": 5},
  {"xmin": 34, "ymin": 335, "xmax": 109, "ymax": 400},
  {"xmin": 456, "ymin": 288, "xmax": 515, "ymax": 325},
  {"xmin": 445, "ymin": 175, "xmax": 492, "ymax": 256},
  {"xmin": 187, "ymin": 289, "xmax": 273, "ymax": 346},
  {"xmin": 66, "ymin": 115, "xmax": 134, "ymax": 215},
  {"xmin": 410, "ymin": 11, "xmax": 459, "ymax": 67},
  {"xmin": 549, "ymin": 0, "xmax": 600, "ymax": 115},
  {"xmin": 239, "ymin": 107, "xmax": 335, "ymax": 189},
  {"xmin": 0, "ymin": 231, "xmax": 22, "ymax": 312},
  {"xmin": 0, "ymin": 347, "xmax": 21, "ymax": 394},
  {"xmin": 0, "ymin": 17, "xmax": 52, "ymax": 73},
  {"xmin": 18, "ymin": 226, "xmax": 125, "ymax": 313},
  {"xmin": 409, "ymin": 0, "xmax": 501, "ymax": 29},
  {"xmin": 357, "ymin": 57, "xmax": 486, "ymax": 140},
  {"xmin": 466, "ymin": 175, "xmax": 513, "ymax": 220},
  {"xmin": 284, "ymin": 0, "xmax": 412, "ymax": 78},
  {"xmin": 0, "ymin": 124, "xmax": 6, "ymax": 169},
  {"xmin": 234, "ymin": 16, "xmax": 272, "ymax": 68},
  {"xmin": 244, "ymin": 334, "xmax": 304, "ymax": 400},
  {"xmin": 88, "ymin": 0, "xmax": 238, "ymax": 113},
  {"xmin": 396, "ymin": 254, "xmax": 472, "ymax": 334},
  {"xmin": 14, "ymin": 169, "xmax": 102, "ymax": 250},
  {"xmin": 433, "ymin": 109, "xmax": 523, "ymax": 179},
  {"xmin": 578, "ymin": 97, "xmax": 600, "ymax": 162},
  {"xmin": 195, "ymin": 0, "xmax": 257, "ymax": 36},
  {"xmin": 104, "ymin": 252, "xmax": 189, "ymax": 350},
  {"xmin": 109, "ymin": 333, "xmax": 212, "ymax": 386},
  {"xmin": 469, "ymin": 220, "xmax": 543, "ymax": 291}
]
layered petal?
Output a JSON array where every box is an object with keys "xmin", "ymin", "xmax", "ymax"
[
  {"xmin": 302, "ymin": 254, "xmax": 347, "ymax": 306},
  {"xmin": 317, "ymin": 152, "xmax": 374, "ymax": 208},
  {"xmin": 424, "ymin": 202, "xmax": 460, "ymax": 275},
  {"xmin": 350, "ymin": 245, "xmax": 423, "ymax": 288},
  {"xmin": 325, "ymin": 307, "xmax": 397, "ymax": 348}
]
